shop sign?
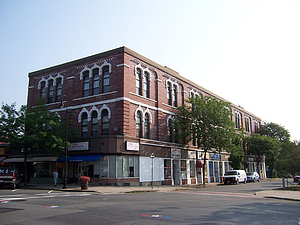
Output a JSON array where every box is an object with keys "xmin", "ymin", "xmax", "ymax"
[
  {"xmin": 198, "ymin": 152, "xmax": 207, "ymax": 160},
  {"xmin": 171, "ymin": 148, "xmax": 181, "ymax": 158},
  {"xmin": 210, "ymin": 153, "xmax": 221, "ymax": 160},
  {"xmin": 68, "ymin": 142, "xmax": 89, "ymax": 151},
  {"xmin": 188, "ymin": 151, "xmax": 196, "ymax": 159},
  {"xmin": 126, "ymin": 141, "xmax": 139, "ymax": 151}
]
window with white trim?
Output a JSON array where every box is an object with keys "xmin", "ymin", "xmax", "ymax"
[
  {"xmin": 82, "ymin": 71, "xmax": 89, "ymax": 97},
  {"xmin": 81, "ymin": 113, "xmax": 88, "ymax": 137},
  {"xmin": 102, "ymin": 66, "xmax": 110, "ymax": 93},
  {"xmin": 92, "ymin": 68, "xmax": 99, "ymax": 95},
  {"xmin": 48, "ymin": 79, "xmax": 54, "ymax": 103}
]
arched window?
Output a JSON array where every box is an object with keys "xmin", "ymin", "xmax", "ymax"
[
  {"xmin": 235, "ymin": 112, "xmax": 242, "ymax": 129},
  {"xmin": 40, "ymin": 81, "xmax": 46, "ymax": 101},
  {"xmin": 83, "ymin": 71, "xmax": 89, "ymax": 97},
  {"xmin": 48, "ymin": 79, "xmax": 54, "ymax": 103},
  {"xmin": 136, "ymin": 68, "xmax": 142, "ymax": 95},
  {"xmin": 143, "ymin": 72, "xmax": 150, "ymax": 98},
  {"xmin": 81, "ymin": 113, "xmax": 88, "ymax": 137},
  {"xmin": 245, "ymin": 117, "xmax": 251, "ymax": 132},
  {"xmin": 91, "ymin": 111, "xmax": 98, "ymax": 136},
  {"xmin": 254, "ymin": 121, "xmax": 259, "ymax": 133},
  {"xmin": 101, "ymin": 109, "xmax": 109, "ymax": 135},
  {"xmin": 136, "ymin": 111, "xmax": 142, "ymax": 137},
  {"xmin": 167, "ymin": 82, "xmax": 172, "ymax": 105},
  {"xmin": 92, "ymin": 68, "xmax": 99, "ymax": 95},
  {"xmin": 102, "ymin": 66, "xmax": 110, "ymax": 93},
  {"xmin": 144, "ymin": 113, "xmax": 150, "ymax": 139},
  {"xmin": 173, "ymin": 84, "xmax": 177, "ymax": 107},
  {"xmin": 56, "ymin": 77, "xmax": 62, "ymax": 102}
]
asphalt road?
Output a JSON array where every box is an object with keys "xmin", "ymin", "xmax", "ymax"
[{"xmin": 0, "ymin": 179, "xmax": 299, "ymax": 225}]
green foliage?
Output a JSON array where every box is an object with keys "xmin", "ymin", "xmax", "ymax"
[
  {"xmin": 246, "ymin": 133, "xmax": 281, "ymax": 177},
  {"xmin": 259, "ymin": 122, "xmax": 290, "ymax": 142},
  {"xmin": 228, "ymin": 137, "xmax": 244, "ymax": 170},
  {"xmin": 174, "ymin": 95, "xmax": 237, "ymax": 151},
  {"xmin": 0, "ymin": 101, "xmax": 66, "ymax": 155},
  {"xmin": 173, "ymin": 95, "xmax": 239, "ymax": 185},
  {"xmin": 276, "ymin": 141, "xmax": 300, "ymax": 176}
]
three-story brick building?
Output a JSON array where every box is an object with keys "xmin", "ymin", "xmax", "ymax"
[{"xmin": 23, "ymin": 46, "xmax": 265, "ymax": 185}]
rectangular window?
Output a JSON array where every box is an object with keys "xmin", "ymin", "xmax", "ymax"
[
  {"xmin": 164, "ymin": 159, "xmax": 171, "ymax": 179},
  {"xmin": 134, "ymin": 157, "xmax": 139, "ymax": 177},
  {"xmin": 100, "ymin": 156, "xmax": 108, "ymax": 178},
  {"xmin": 190, "ymin": 160, "xmax": 196, "ymax": 178},
  {"xmin": 181, "ymin": 160, "xmax": 187, "ymax": 179},
  {"xmin": 109, "ymin": 156, "xmax": 116, "ymax": 178},
  {"xmin": 116, "ymin": 156, "xmax": 123, "ymax": 178}
]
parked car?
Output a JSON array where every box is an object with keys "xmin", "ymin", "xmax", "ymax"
[
  {"xmin": 293, "ymin": 173, "xmax": 300, "ymax": 183},
  {"xmin": 223, "ymin": 170, "xmax": 247, "ymax": 185},
  {"xmin": 0, "ymin": 168, "xmax": 21, "ymax": 189},
  {"xmin": 247, "ymin": 172, "xmax": 260, "ymax": 182}
]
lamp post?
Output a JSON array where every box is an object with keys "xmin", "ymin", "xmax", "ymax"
[
  {"xmin": 61, "ymin": 95, "xmax": 68, "ymax": 189},
  {"xmin": 150, "ymin": 153, "xmax": 155, "ymax": 191}
]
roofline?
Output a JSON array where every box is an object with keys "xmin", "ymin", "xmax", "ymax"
[{"xmin": 28, "ymin": 46, "xmax": 261, "ymax": 120}]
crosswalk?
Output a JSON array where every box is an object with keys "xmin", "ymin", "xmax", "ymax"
[{"xmin": 0, "ymin": 192, "xmax": 92, "ymax": 203}]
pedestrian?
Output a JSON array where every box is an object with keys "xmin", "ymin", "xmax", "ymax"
[{"xmin": 53, "ymin": 169, "xmax": 58, "ymax": 186}]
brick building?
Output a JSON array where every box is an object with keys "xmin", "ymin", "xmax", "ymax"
[{"xmin": 17, "ymin": 46, "xmax": 265, "ymax": 185}]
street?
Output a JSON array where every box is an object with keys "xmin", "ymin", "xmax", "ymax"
[{"xmin": 0, "ymin": 179, "xmax": 299, "ymax": 225}]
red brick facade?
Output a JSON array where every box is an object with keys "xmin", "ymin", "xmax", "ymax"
[{"xmin": 26, "ymin": 47, "xmax": 263, "ymax": 185}]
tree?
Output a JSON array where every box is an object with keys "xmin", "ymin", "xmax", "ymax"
[
  {"xmin": 259, "ymin": 122, "xmax": 290, "ymax": 142},
  {"xmin": 228, "ymin": 137, "xmax": 244, "ymax": 170},
  {"xmin": 276, "ymin": 141, "xmax": 300, "ymax": 177},
  {"xmin": 0, "ymin": 101, "xmax": 66, "ymax": 186},
  {"xmin": 173, "ymin": 95, "xmax": 239, "ymax": 186},
  {"xmin": 258, "ymin": 122, "xmax": 291, "ymax": 177},
  {"xmin": 246, "ymin": 133, "xmax": 281, "ymax": 178}
]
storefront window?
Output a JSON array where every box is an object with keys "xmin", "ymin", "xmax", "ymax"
[
  {"xmin": 101, "ymin": 155, "xmax": 139, "ymax": 178},
  {"xmin": 209, "ymin": 161, "xmax": 213, "ymax": 178},
  {"xmin": 181, "ymin": 160, "xmax": 187, "ymax": 179},
  {"xmin": 164, "ymin": 159, "xmax": 171, "ymax": 179},
  {"xmin": 33, "ymin": 162, "xmax": 50, "ymax": 177},
  {"xmin": 100, "ymin": 156, "xmax": 108, "ymax": 178},
  {"xmin": 116, "ymin": 156, "xmax": 123, "ymax": 178},
  {"xmin": 109, "ymin": 156, "xmax": 116, "ymax": 178},
  {"xmin": 190, "ymin": 160, "xmax": 196, "ymax": 178}
]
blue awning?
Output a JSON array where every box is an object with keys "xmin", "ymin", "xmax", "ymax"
[{"xmin": 57, "ymin": 154, "xmax": 101, "ymax": 162}]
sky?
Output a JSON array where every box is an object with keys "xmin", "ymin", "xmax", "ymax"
[{"xmin": 1, "ymin": 0, "xmax": 300, "ymax": 140}]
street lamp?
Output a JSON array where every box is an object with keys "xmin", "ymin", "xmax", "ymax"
[
  {"xmin": 150, "ymin": 153, "xmax": 155, "ymax": 191},
  {"xmin": 61, "ymin": 95, "xmax": 68, "ymax": 189}
]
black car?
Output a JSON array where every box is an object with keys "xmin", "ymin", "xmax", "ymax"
[{"xmin": 0, "ymin": 168, "xmax": 21, "ymax": 189}]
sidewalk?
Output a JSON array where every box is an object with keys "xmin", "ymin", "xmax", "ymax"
[{"xmin": 23, "ymin": 182, "xmax": 300, "ymax": 201}]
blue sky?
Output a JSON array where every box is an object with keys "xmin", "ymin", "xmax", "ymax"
[{"xmin": 1, "ymin": 0, "xmax": 300, "ymax": 140}]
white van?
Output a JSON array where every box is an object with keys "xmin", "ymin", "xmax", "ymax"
[{"xmin": 223, "ymin": 170, "xmax": 247, "ymax": 185}]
